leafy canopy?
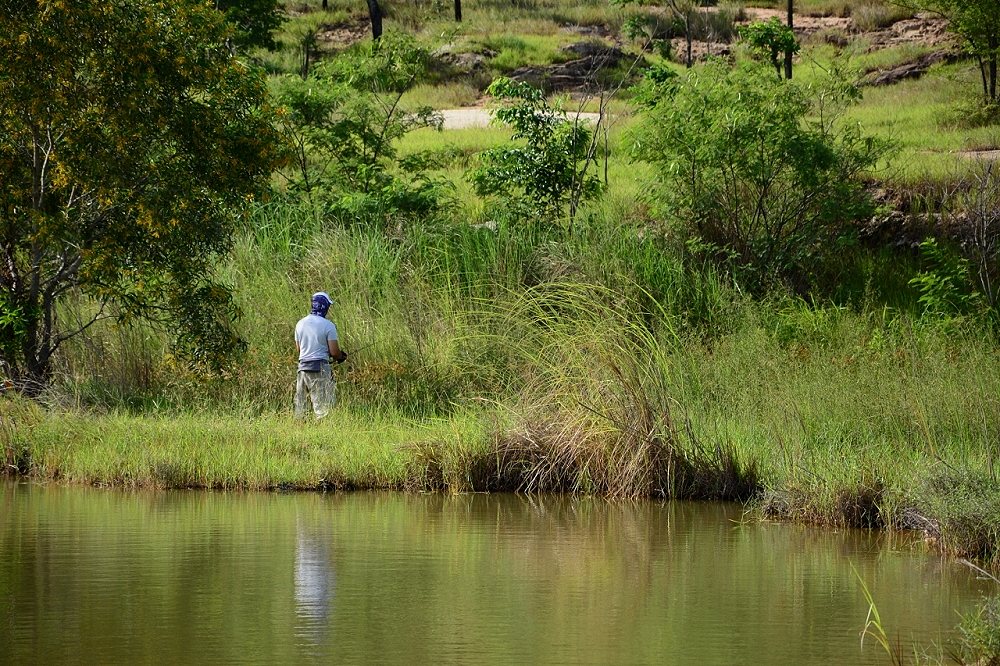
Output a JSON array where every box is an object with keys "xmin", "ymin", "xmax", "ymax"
[
  {"xmin": 0, "ymin": 0, "xmax": 284, "ymax": 391},
  {"xmin": 916, "ymin": 0, "xmax": 1000, "ymax": 101},
  {"xmin": 629, "ymin": 62, "xmax": 890, "ymax": 293},
  {"xmin": 469, "ymin": 77, "xmax": 603, "ymax": 224},
  {"xmin": 740, "ymin": 18, "xmax": 799, "ymax": 79},
  {"xmin": 214, "ymin": 0, "xmax": 284, "ymax": 52},
  {"xmin": 275, "ymin": 34, "xmax": 448, "ymax": 227}
]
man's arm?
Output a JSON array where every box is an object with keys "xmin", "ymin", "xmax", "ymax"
[{"xmin": 328, "ymin": 339, "xmax": 347, "ymax": 363}]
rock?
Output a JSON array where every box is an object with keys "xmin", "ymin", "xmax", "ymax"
[
  {"xmin": 510, "ymin": 43, "xmax": 637, "ymax": 92},
  {"xmin": 560, "ymin": 41, "xmax": 626, "ymax": 61},
  {"xmin": 438, "ymin": 51, "xmax": 491, "ymax": 74},
  {"xmin": 863, "ymin": 50, "xmax": 962, "ymax": 87}
]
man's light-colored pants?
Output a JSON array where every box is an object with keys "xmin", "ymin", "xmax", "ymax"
[{"xmin": 295, "ymin": 365, "xmax": 336, "ymax": 419}]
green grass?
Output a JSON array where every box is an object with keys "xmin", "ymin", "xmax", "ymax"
[
  {"xmin": 745, "ymin": 0, "xmax": 907, "ymax": 19},
  {"xmin": 7, "ymin": 402, "xmax": 490, "ymax": 491},
  {"xmin": 400, "ymin": 81, "xmax": 482, "ymax": 109}
]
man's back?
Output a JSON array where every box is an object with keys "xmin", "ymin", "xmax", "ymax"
[{"xmin": 295, "ymin": 314, "xmax": 338, "ymax": 362}]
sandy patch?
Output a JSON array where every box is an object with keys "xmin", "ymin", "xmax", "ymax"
[{"xmin": 439, "ymin": 108, "xmax": 602, "ymax": 130}]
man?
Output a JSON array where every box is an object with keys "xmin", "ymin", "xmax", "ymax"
[{"xmin": 294, "ymin": 292, "xmax": 347, "ymax": 419}]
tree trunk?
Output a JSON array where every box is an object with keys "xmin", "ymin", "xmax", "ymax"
[
  {"xmin": 785, "ymin": 0, "xmax": 793, "ymax": 80},
  {"xmin": 454, "ymin": 0, "xmax": 461, "ymax": 22},
  {"xmin": 979, "ymin": 56, "xmax": 989, "ymax": 101},
  {"xmin": 322, "ymin": 0, "xmax": 328, "ymax": 9},
  {"xmin": 367, "ymin": 0, "xmax": 383, "ymax": 41},
  {"xmin": 6, "ymin": 300, "xmax": 49, "ymax": 398},
  {"xmin": 991, "ymin": 55, "xmax": 997, "ymax": 102},
  {"xmin": 685, "ymin": 14, "xmax": 692, "ymax": 68}
]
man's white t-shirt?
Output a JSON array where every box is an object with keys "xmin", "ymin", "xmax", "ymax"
[{"xmin": 295, "ymin": 314, "xmax": 338, "ymax": 362}]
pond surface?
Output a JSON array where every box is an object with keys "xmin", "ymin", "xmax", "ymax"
[{"xmin": 0, "ymin": 481, "xmax": 991, "ymax": 664}]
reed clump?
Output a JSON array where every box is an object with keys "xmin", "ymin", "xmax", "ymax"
[
  {"xmin": 482, "ymin": 282, "xmax": 760, "ymax": 499},
  {"xmin": 911, "ymin": 468, "xmax": 1000, "ymax": 567},
  {"xmin": 955, "ymin": 595, "xmax": 1000, "ymax": 666},
  {"xmin": 1, "ymin": 395, "xmax": 42, "ymax": 475}
]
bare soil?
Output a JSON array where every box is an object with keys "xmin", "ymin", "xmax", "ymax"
[{"xmin": 439, "ymin": 108, "xmax": 601, "ymax": 130}]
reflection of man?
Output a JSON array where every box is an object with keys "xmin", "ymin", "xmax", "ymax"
[
  {"xmin": 294, "ymin": 292, "xmax": 347, "ymax": 419},
  {"xmin": 295, "ymin": 525, "xmax": 334, "ymax": 651}
]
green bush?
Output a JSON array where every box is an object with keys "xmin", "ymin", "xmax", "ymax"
[
  {"xmin": 957, "ymin": 595, "xmax": 1000, "ymax": 666},
  {"xmin": 629, "ymin": 61, "xmax": 891, "ymax": 294},
  {"xmin": 469, "ymin": 77, "xmax": 603, "ymax": 224},
  {"xmin": 275, "ymin": 33, "xmax": 452, "ymax": 229}
]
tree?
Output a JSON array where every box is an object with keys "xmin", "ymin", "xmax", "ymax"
[
  {"xmin": 367, "ymin": 0, "xmax": 383, "ymax": 41},
  {"xmin": 214, "ymin": 0, "xmax": 284, "ymax": 51},
  {"xmin": 275, "ymin": 35, "xmax": 447, "ymax": 225},
  {"xmin": 914, "ymin": 0, "xmax": 1000, "ymax": 102},
  {"xmin": 0, "ymin": 1, "xmax": 284, "ymax": 394},
  {"xmin": 469, "ymin": 78, "xmax": 603, "ymax": 224},
  {"xmin": 740, "ymin": 18, "xmax": 799, "ymax": 80},
  {"xmin": 629, "ymin": 62, "xmax": 889, "ymax": 292},
  {"xmin": 666, "ymin": 0, "xmax": 700, "ymax": 68},
  {"xmin": 614, "ymin": 0, "xmax": 699, "ymax": 67}
]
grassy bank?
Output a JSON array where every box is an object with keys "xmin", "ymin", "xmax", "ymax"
[{"xmin": 7, "ymin": 208, "xmax": 1000, "ymax": 570}]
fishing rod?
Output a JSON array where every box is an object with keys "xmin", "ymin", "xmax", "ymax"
[
  {"xmin": 333, "ymin": 340, "xmax": 376, "ymax": 364},
  {"xmin": 348, "ymin": 341, "xmax": 376, "ymax": 355}
]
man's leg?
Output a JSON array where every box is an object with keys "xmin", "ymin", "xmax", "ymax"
[
  {"xmin": 294, "ymin": 371, "xmax": 309, "ymax": 420},
  {"xmin": 311, "ymin": 365, "xmax": 336, "ymax": 419}
]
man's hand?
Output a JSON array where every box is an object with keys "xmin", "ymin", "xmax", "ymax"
[{"xmin": 335, "ymin": 351, "xmax": 348, "ymax": 364}]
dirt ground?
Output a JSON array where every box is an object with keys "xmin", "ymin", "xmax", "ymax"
[
  {"xmin": 671, "ymin": 8, "xmax": 953, "ymax": 63},
  {"xmin": 439, "ymin": 108, "xmax": 601, "ymax": 130}
]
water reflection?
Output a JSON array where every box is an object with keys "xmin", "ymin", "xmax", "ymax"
[
  {"xmin": 0, "ymin": 482, "xmax": 991, "ymax": 665},
  {"xmin": 294, "ymin": 519, "xmax": 334, "ymax": 651}
]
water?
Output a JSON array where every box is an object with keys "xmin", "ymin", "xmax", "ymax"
[{"xmin": 0, "ymin": 481, "xmax": 991, "ymax": 664}]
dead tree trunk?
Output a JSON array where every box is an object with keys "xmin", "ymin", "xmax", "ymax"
[
  {"xmin": 367, "ymin": 0, "xmax": 382, "ymax": 41},
  {"xmin": 990, "ymin": 52, "xmax": 997, "ymax": 102},
  {"xmin": 785, "ymin": 0, "xmax": 793, "ymax": 79}
]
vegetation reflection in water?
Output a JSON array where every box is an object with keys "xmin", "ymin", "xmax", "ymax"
[{"xmin": 0, "ymin": 481, "xmax": 990, "ymax": 665}]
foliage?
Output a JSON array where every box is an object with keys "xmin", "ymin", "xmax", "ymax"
[
  {"xmin": 954, "ymin": 162, "xmax": 1000, "ymax": 309},
  {"xmin": 740, "ymin": 17, "xmax": 800, "ymax": 79},
  {"xmin": 615, "ymin": 0, "xmax": 702, "ymax": 67},
  {"xmin": 908, "ymin": 238, "xmax": 982, "ymax": 317},
  {"xmin": 629, "ymin": 62, "xmax": 890, "ymax": 293},
  {"xmin": 214, "ymin": 0, "xmax": 284, "ymax": 51},
  {"xmin": 956, "ymin": 595, "xmax": 1000, "ymax": 666},
  {"xmin": 0, "ymin": 0, "xmax": 284, "ymax": 393},
  {"xmin": 914, "ymin": 0, "xmax": 1000, "ymax": 102},
  {"xmin": 275, "ymin": 33, "xmax": 449, "ymax": 227},
  {"xmin": 469, "ymin": 77, "xmax": 603, "ymax": 224},
  {"xmin": 622, "ymin": 13, "xmax": 674, "ymax": 60}
]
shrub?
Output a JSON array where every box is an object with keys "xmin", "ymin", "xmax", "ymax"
[
  {"xmin": 275, "ymin": 33, "xmax": 451, "ymax": 229},
  {"xmin": 629, "ymin": 61, "xmax": 891, "ymax": 293},
  {"xmin": 469, "ymin": 77, "xmax": 603, "ymax": 225},
  {"xmin": 956, "ymin": 595, "xmax": 1000, "ymax": 666}
]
